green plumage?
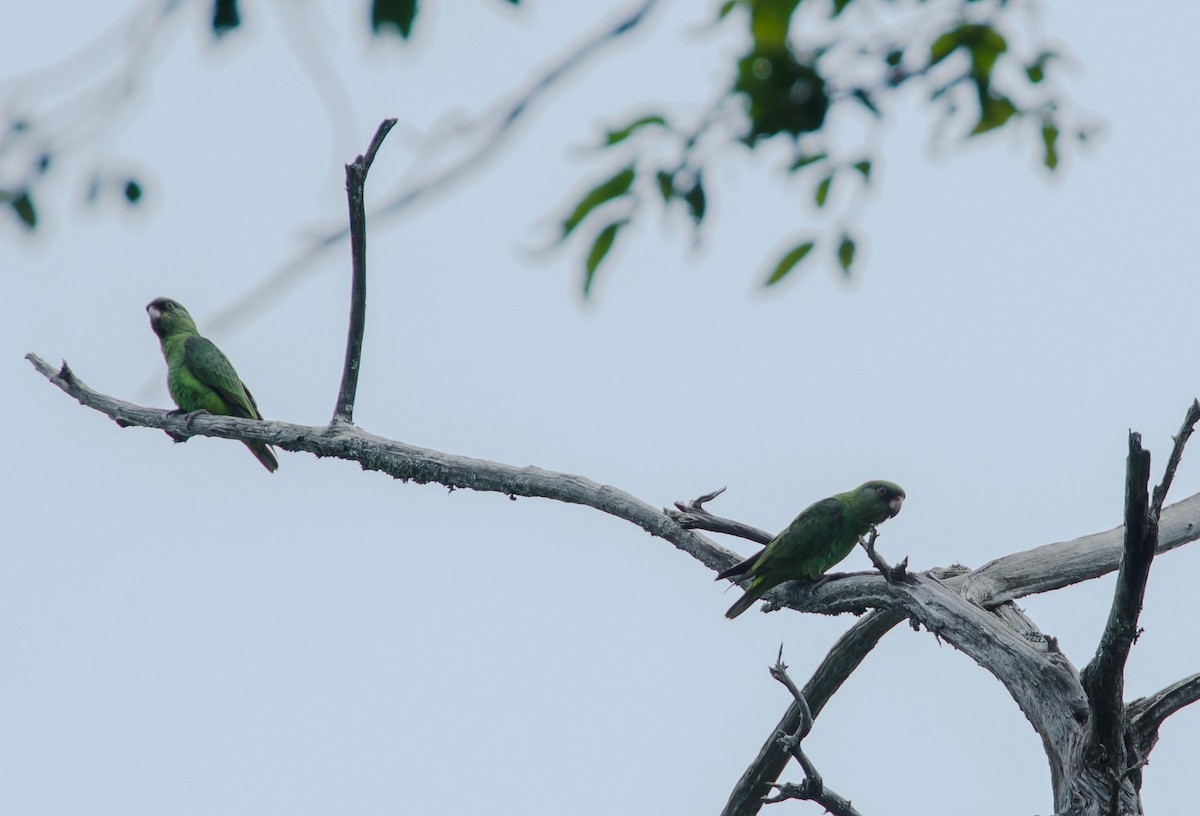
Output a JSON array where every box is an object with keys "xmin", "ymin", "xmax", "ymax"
[
  {"xmin": 147, "ymin": 297, "xmax": 278, "ymax": 472},
  {"xmin": 718, "ymin": 480, "xmax": 905, "ymax": 618}
]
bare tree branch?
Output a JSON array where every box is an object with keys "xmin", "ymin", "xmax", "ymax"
[
  {"xmin": 667, "ymin": 487, "xmax": 774, "ymax": 546},
  {"xmin": 1128, "ymin": 672, "xmax": 1200, "ymax": 757},
  {"xmin": 1081, "ymin": 433, "xmax": 1154, "ymax": 774},
  {"xmin": 959, "ymin": 493, "xmax": 1200, "ymax": 609},
  {"xmin": 26, "ymin": 353, "xmax": 733, "ymax": 570},
  {"xmin": 333, "ymin": 118, "xmax": 397, "ymax": 425}
]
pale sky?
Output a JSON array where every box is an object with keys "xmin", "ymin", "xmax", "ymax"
[{"xmin": 4, "ymin": 2, "xmax": 1200, "ymax": 814}]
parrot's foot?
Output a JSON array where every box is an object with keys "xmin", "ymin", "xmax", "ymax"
[{"xmin": 165, "ymin": 408, "xmax": 211, "ymax": 443}]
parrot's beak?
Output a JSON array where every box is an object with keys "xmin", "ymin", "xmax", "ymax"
[
  {"xmin": 887, "ymin": 495, "xmax": 904, "ymax": 517},
  {"xmin": 146, "ymin": 303, "xmax": 161, "ymax": 320}
]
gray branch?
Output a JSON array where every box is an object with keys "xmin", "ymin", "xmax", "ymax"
[{"xmin": 1128, "ymin": 672, "xmax": 1200, "ymax": 757}]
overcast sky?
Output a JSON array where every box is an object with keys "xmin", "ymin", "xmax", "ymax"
[{"xmin": 4, "ymin": 2, "xmax": 1200, "ymax": 814}]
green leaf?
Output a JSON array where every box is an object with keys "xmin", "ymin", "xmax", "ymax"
[
  {"xmin": 852, "ymin": 160, "xmax": 871, "ymax": 182},
  {"xmin": 655, "ymin": 170, "xmax": 675, "ymax": 202},
  {"xmin": 124, "ymin": 179, "xmax": 143, "ymax": 204},
  {"xmin": 968, "ymin": 26, "xmax": 1008, "ymax": 77},
  {"xmin": 715, "ymin": 0, "xmax": 737, "ymax": 21},
  {"xmin": 372, "ymin": 0, "xmax": 417, "ymax": 38},
  {"xmin": 885, "ymin": 49, "xmax": 903, "ymax": 68},
  {"xmin": 1025, "ymin": 51, "xmax": 1056, "ymax": 84},
  {"xmin": 790, "ymin": 152, "xmax": 827, "ymax": 171},
  {"xmin": 837, "ymin": 234, "xmax": 856, "ymax": 275},
  {"xmin": 970, "ymin": 92, "xmax": 1016, "ymax": 135},
  {"xmin": 584, "ymin": 220, "xmax": 628, "ymax": 297},
  {"xmin": 684, "ymin": 176, "xmax": 706, "ymax": 225},
  {"xmin": 603, "ymin": 114, "xmax": 667, "ymax": 147},
  {"xmin": 814, "ymin": 174, "xmax": 833, "ymax": 207},
  {"xmin": 11, "ymin": 190, "xmax": 36, "ymax": 230},
  {"xmin": 503, "ymin": 0, "xmax": 519, "ymax": 4},
  {"xmin": 765, "ymin": 240, "xmax": 815, "ymax": 285},
  {"xmin": 212, "ymin": 0, "xmax": 240, "ymax": 35},
  {"xmin": 1041, "ymin": 123, "xmax": 1059, "ymax": 170},
  {"xmin": 560, "ymin": 165, "xmax": 636, "ymax": 239},
  {"xmin": 831, "ymin": 0, "xmax": 853, "ymax": 16},
  {"xmin": 748, "ymin": 0, "xmax": 801, "ymax": 50},
  {"xmin": 852, "ymin": 88, "xmax": 880, "ymax": 117},
  {"xmin": 929, "ymin": 28, "xmax": 962, "ymax": 66}
]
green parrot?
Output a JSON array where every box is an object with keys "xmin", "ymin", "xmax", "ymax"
[
  {"xmin": 718, "ymin": 480, "xmax": 905, "ymax": 619},
  {"xmin": 147, "ymin": 297, "xmax": 278, "ymax": 472}
]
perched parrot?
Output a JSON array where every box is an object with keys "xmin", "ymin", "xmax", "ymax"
[
  {"xmin": 146, "ymin": 297, "xmax": 279, "ymax": 472},
  {"xmin": 718, "ymin": 480, "xmax": 905, "ymax": 619}
]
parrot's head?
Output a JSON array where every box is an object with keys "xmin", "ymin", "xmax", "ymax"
[
  {"xmin": 857, "ymin": 480, "xmax": 905, "ymax": 523},
  {"xmin": 147, "ymin": 297, "xmax": 199, "ymax": 339}
]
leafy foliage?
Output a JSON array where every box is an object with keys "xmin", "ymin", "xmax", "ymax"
[{"xmin": 551, "ymin": 0, "xmax": 1091, "ymax": 295}]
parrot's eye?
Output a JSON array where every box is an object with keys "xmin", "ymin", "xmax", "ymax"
[
  {"xmin": 876, "ymin": 486, "xmax": 888, "ymax": 497},
  {"xmin": 163, "ymin": 302, "xmax": 174, "ymax": 310}
]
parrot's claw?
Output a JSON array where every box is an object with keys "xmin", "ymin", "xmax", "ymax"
[{"xmin": 164, "ymin": 408, "xmax": 211, "ymax": 443}]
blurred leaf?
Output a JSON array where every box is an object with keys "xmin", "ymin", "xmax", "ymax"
[
  {"xmin": 734, "ymin": 46, "xmax": 828, "ymax": 144},
  {"xmin": 837, "ymin": 234, "xmax": 856, "ymax": 275},
  {"xmin": 715, "ymin": 0, "xmax": 737, "ymax": 21},
  {"xmin": 11, "ymin": 190, "xmax": 37, "ymax": 230},
  {"xmin": 1025, "ymin": 51, "xmax": 1056, "ymax": 84},
  {"xmin": 790, "ymin": 152, "xmax": 827, "ymax": 171},
  {"xmin": 1041, "ymin": 123, "xmax": 1059, "ymax": 170},
  {"xmin": 852, "ymin": 88, "xmax": 880, "ymax": 117},
  {"xmin": 212, "ymin": 0, "xmax": 240, "ymax": 36},
  {"xmin": 885, "ymin": 49, "xmax": 903, "ymax": 67},
  {"xmin": 765, "ymin": 240, "xmax": 815, "ymax": 285},
  {"xmin": 85, "ymin": 175, "xmax": 101, "ymax": 204},
  {"xmin": 603, "ymin": 114, "xmax": 667, "ymax": 146},
  {"xmin": 372, "ymin": 0, "xmax": 417, "ymax": 38},
  {"xmin": 968, "ymin": 26, "xmax": 1007, "ymax": 77},
  {"xmin": 35, "ymin": 152, "xmax": 52, "ymax": 175},
  {"xmin": 831, "ymin": 0, "xmax": 853, "ymax": 16},
  {"xmin": 970, "ymin": 91, "xmax": 1016, "ymax": 135},
  {"xmin": 929, "ymin": 28, "xmax": 962, "ymax": 65},
  {"xmin": 748, "ymin": 0, "xmax": 801, "ymax": 49},
  {"xmin": 124, "ymin": 179, "xmax": 143, "ymax": 204},
  {"xmin": 930, "ymin": 23, "xmax": 1006, "ymax": 75},
  {"xmin": 560, "ymin": 165, "xmax": 636, "ymax": 239},
  {"xmin": 684, "ymin": 175, "xmax": 706, "ymax": 224},
  {"xmin": 852, "ymin": 160, "xmax": 871, "ymax": 182},
  {"xmin": 655, "ymin": 170, "xmax": 675, "ymax": 202},
  {"xmin": 584, "ymin": 220, "xmax": 628, "ymax": 296},
  {"xmin": 502, "ymin": 0, "xmax": 519, "ymax": 4},
  {"xmin": 814, "ymin": 174, "xmax": 833, "ymax": 207}
]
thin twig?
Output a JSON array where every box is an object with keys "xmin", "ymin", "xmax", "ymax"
[
  {"xmin": 720, "ymin": 610, "xmax": 902, "ymax": 816},
  {"xmin": 859, "ymin": 527, "xmax": 908, "ymax": 582},
  {"xmin": 666, "ymin": 486, "xmax": 774, "ymax": 545},
  {"xmin": 758, "ymin": 649, "xmax": 863, "ymax": 816},
  {"xmin": 1150, "ymin": 399, "xmax": 1200, "ymax": 522},
  {"xmin": 332, "ymin": 118, "xmax": 397, "ymax": 425},
  {"xmin": 204, "ymin": 0, "xmax": 661, "ymax": 337}
]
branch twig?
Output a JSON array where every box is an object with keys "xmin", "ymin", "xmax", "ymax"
[
  {"xmin": 1150, "ymin": 399, "xmax": 1200, "ymax": 522},
  {"xmin": 859, "ymin": 526, "xmax": 908, "ymax": 582},
  {"xmin": 720, "ymin": 610, "xmax": 902, "ymax": 816},
  {"xmin": 760, "ymin": 649, "xmax": 864, "ymax": 816},
  {"xmin": 332, "ymin": 118, "xmax": 397, "ymax": 425},
  {"xmin": 1128, "ymin": 672, "xmax": 1200, "ymax": 757}
]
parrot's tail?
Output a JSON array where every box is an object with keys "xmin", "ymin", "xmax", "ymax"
[
  {"xmin": 244, "ymin": 441, "xmax": 279, "ymax": 473},
  {"xmin": 725, "ymin": 582, "xmax": 769, "ymax": 619}
]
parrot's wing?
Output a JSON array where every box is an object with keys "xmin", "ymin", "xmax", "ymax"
[
  {"xmin": 748, "ymin": 497, "xmax": 844, "ymax": 580},
  {"xmin": 183, "ymin": 335, "xmax": 262, "ymax": 419}
]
